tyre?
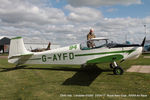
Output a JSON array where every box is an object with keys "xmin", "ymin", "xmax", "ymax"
[{"xmin": 113, "ymin": 66, "xmax": 124, "ymax": 75}]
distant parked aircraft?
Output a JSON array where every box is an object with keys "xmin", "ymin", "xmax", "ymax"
[{"xmin": 31, "ymin": 42, "xmax": 51, "ymax": 52}]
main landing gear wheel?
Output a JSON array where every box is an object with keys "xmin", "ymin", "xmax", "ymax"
[
  {"xmin": 113, "ymin": 66, "xmax": 124, "ymax": 75},
  {"xmin": 110, "ymin": 60, "xmax": 124, "ymax": 75}
]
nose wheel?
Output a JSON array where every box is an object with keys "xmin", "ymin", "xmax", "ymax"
[{"xmin": 110, "ymin": 61, "xmax": 124, "ymax": 75}]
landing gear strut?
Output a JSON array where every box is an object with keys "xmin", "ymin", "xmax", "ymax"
[{"xmin": 110, "ymin": 61, "xmax": 124, "ymax": 75}]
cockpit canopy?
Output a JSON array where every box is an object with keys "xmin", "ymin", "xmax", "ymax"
[
  {"xmin": 80, "ymin": 37, "xmax": 108, "ymax": 50},
  {"xmin": 80, "ymin": 37, "xmax": 140, "ymax": 50}
]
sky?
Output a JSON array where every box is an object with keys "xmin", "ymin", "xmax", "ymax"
[{"xmin": 0, "ymin": 0, "xmax": 150, "ymax": 46}]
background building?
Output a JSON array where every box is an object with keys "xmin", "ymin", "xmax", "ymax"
[{"xmin": 0, "ymin": 37, "xmax": 10, "ymax": 53}]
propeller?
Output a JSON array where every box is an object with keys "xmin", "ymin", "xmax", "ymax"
[{"xmin": 141, "ymin": 36, "xmax": 146, "ymax": 47}]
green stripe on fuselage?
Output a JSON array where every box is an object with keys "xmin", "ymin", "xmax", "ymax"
[
  {"xmin": 75, "ymin": 50, "xmax": 134, "ymax": 57},
  {"xmin": 87, "ymin": 54, "xmax": 123, "ymax": 64}
]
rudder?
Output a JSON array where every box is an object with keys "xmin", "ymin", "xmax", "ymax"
[{"xmin": 8, "ymin": 37, "xmax": 32, "ymax": 64}]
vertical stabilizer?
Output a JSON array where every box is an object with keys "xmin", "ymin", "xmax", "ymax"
[{"xmin": 8, "ymin": 37, "xmax": 32, "ymax": 64}]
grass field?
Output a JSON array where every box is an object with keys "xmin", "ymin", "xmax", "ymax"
[{"xmin": 0, "ymin": 54, "xmax": 150, "ymax": 100}]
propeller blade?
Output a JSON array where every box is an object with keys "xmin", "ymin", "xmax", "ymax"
[{"xmin": 141, "ymin": 36, "xmax": 146, "ymax": 47}]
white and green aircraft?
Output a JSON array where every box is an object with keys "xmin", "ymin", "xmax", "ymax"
[{"xmin": 8, "ymin": 37, "xmax": 146, "ymax": 75}]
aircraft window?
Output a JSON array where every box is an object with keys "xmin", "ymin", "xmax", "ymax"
[
  {"xmin": 80, "ymin": 40, "xmax": 107, "ymax": 50},
  {"xmin": 94, "ymin": 40, "xmax": 107, "ymax": 48},
  {"xmin": 80, "ymin": 42, "xmax": 90, "ymax": 50},
  {"xmin": 107, "ymin": 43, "xmax": 117, "ymax": 48}
]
